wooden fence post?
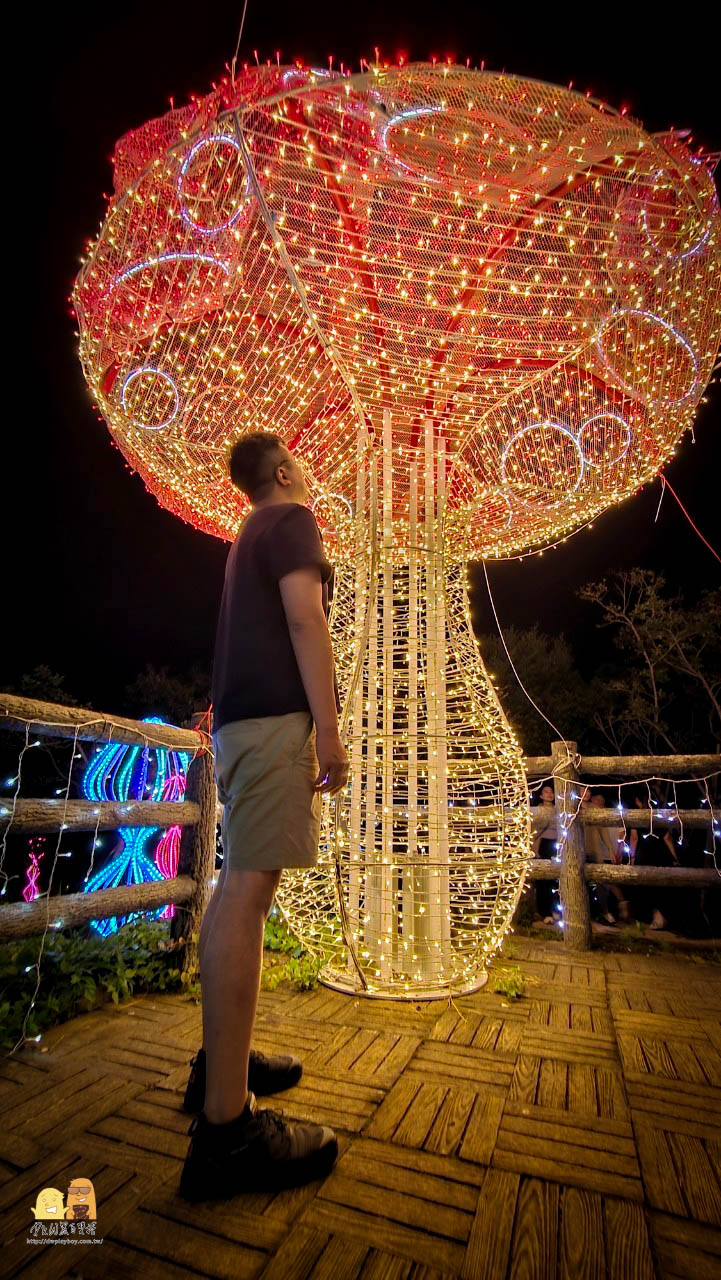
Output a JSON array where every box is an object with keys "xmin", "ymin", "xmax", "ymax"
[
  {"xmin": 551, "ymin": 740, "xmax": 591, "ymax": 951},
  {"xmin": 171, "ymin": 737, "xmax": 217, "ymax": 977}
]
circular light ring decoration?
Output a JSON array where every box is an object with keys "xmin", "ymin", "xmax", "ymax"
[
  {"xmin": 281, "ymin": 67, "xmax": 335, "ymax": 88},
  {"xmin": 120, "ymin": 367, "xmax": 180, "ymax": 430},
  {"xmin": 446, "ymin": 488, "xmax": 514, "ymax": 559},
  {"xmin": 312, "ymin": 491, "xmax": 355, "ymax": 519},
  {"xmin": 104, "ymin": 251, "xmax": 232, "ymax": 341},
  {"xmin": 595, "ymin": 309, "xmax": 699, "ymax": 407},
  {"xmin": 578, "ymin": 413, "xmax": 632, "ymax": 468},
  {"xmin": 608, "ymin": 151, "xmax": 718, "ymax": 292},
  {"xmin": 177, "ymin": 133, "xmax": 251, "ymax": 234},
  {"xmin": 379, "ymin": 104, "xmax": 446, "ymax": 183},
  {"xmin": 311, "ymin": 492, "xmax": 356, "ymax": 561},
  {"xmin": 470, "ymin": 487, "xmax": 513, "ymax": 534},
  {"xmin": 501, "ymin": 421, "xmax": 585, "ymax": 509},
  {"xmin": 111, "ymin": 251, "xmax": 230, "ymax": 292},
  {"xmin": 641, "ymin": 168, "xmax": 713, "ymax": 262}
]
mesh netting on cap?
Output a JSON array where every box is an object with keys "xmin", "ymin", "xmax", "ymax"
[{"xmin": 75, "ymin": 64, "xmax": 720, "ymax": 558}]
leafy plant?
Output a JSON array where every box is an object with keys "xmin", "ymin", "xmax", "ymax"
[
  {"xmin": 0, "ymin": 917, "xmax": 186, "ymax": 1049},
  {"xmin": 478, "ymin": 626, "xmax": 596, "ymax": 755},
  {"xmin": 0, "ymin": 909, "xmax": 328, "ymax": 1051},
  {"xmin": 284, "ymin": 953, "xmax": 323, "ymax": 990},
  {"xmin": 124, "ymin": 662, "xmax": 210, "ymax": 726},
  {"xmin": 6, "ymin": 665, "xmax": 80, "ymax": 707},
  {"xmin": 579, "ymin": 570, "xmax": 721, "ymax": 754},
  {"xmin": 493, "ymin": 965, "xmax": 526, "ymax": 1000},
  {"xmin": 264, "ymin": 911, "xmax": 303, "ymax": 954},
  {"xmin": 262, "ymin": 911, "xmax": 322, "ymax": 991}
]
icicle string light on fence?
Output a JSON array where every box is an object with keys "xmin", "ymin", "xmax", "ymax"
[{"xmin": 74, "ymin": 63, "xmax": 721, "ymax": 996}]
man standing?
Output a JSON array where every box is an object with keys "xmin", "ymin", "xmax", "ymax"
[{"xmin": 180, "ymin": 432, "xmax": 348, "ymax": 1201}]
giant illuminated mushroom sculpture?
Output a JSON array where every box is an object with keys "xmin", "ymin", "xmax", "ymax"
[{"xmin": 74, "ymin": 63, "xmax": 721, "ymax": 996}]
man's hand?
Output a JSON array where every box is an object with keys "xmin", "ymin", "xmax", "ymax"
[{"xmin": 314, "ymin": 728, "xmax": 349, "ymax": 795}]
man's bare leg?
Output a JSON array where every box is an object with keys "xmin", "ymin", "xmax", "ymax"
[
  {"xmin": 201, "ymin": 867, "xmax": 282, "ymax": 1125},
  {"xmin": 199, "ymin": 856, "xmax": 277, "ymax": 971},
  {"xmin": 198, "ymin": 859, "xmax": 228, "ymax": 972}
]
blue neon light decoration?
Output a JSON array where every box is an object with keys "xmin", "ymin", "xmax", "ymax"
[{"xmin": 82, "ymin": 717, "xmax": 190, "ymax": 936}]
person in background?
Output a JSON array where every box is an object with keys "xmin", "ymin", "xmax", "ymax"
[
  {"xmin": 532, "ymin": 783, "xmax": 560, "ymax": 924},
  {"xmin": 582, "ymin": 789, "xmax": 628, "ymax": 925},
  {"xmin": 627, "ymin": 790, "xmax": 676, "ymax": 930}
]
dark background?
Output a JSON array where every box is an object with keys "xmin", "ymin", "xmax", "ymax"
[{"xmin": 10, "ymin": 0, "xmax": 720, "ymax": 713}]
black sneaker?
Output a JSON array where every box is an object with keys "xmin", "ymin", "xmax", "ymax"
[
  {"xmin": 178, "ymin": 1091, "xmax": 338, "ymax": 1200},
  {"xmin": 182, "ymin": 1047, "xmax": 302, "ymax": 1113}
]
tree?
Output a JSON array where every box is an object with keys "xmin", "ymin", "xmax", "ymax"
[
  {"xmin": 7, "ymin": 666, "xmax": 80, "ymax": 707},
  {"xmin": 478, "ymin": 626, "xmax": 599, "ymax": 755},
  {"xmin": 124, "ymin": 663, "xmax": 210, "ymax": 727},
  {"xmin": 579, "ymin": 570, "xmax": 721, "ymax": 754}
]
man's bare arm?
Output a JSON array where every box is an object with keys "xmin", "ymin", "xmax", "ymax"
[{"xmin": 279, "ymin": 566, "xmax": 348, "ymax": 795}]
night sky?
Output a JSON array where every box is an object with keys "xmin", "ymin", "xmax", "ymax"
[{"xmin": 12, "ymin": 1, "xmax": 720, "ymax": 714}]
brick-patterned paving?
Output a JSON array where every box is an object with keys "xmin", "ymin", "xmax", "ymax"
[{"xmin": 2, "ymin": 939, "xmax": 721, "ymax": 1278}]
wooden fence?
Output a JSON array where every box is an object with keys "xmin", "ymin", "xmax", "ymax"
[
  {"xmin": 0, "ymin": 696, "xmax": 718, "ymax": 957},
  {"xmin": 525, "ymin": 740, "xmax": 720, "ymax": 948}
]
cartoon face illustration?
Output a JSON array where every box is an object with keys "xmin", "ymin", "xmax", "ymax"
[
  {"xmin": 65, "ymin": 1178, "xmax": 97, "ymax": 1220},
  {"xmin": 31, "ymin": 1188, "xmax": 65, "ymax": 1219}
]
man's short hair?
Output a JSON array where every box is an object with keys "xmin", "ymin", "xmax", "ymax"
[{"xmin": 228, "ymin": 432, "xmax": 284, "ymax": 500}]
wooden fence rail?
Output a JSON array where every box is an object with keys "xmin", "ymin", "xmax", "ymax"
[
  {"xmin": 0, "ymin": 693, "xmax": 199, "ymax": 750},
  {"xmin": 1, "ymin": 698, "xmax": 719, "ymax": 955},
  {"xmin": 527, "ymin": 739, "xmax": 719, "ymax": 948},
  {"xmin": 0, "ymin": 799, "xmax": 201, "ymax": 834},
  {"xmin": 524, "ymin": 752, "xmax": 720, "ymax": 778},
  {"xmin": 0, "ymin": 876, "xmax": 196, "ymax": 941}
]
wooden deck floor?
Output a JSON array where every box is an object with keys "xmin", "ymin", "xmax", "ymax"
[{"xmin": 2, "ymin": 939, "xmax": 721, "ymax": 1279}]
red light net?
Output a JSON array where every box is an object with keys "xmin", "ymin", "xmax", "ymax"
[{"xmin": 75, "ymin": 64, "xmax": 720, "ymax": 559}]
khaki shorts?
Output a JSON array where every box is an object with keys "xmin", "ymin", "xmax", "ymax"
[{"xmin": 213, "ymin": 711, "xmax": 321, "ymax": 871}]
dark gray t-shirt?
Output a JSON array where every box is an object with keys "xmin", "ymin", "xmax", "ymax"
[{"xmin": 211, "ymin": 503, "xmax": 334, "ymax": 733}]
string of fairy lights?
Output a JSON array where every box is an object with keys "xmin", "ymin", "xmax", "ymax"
[
  {"xmin": 1, "ymin": 695, "xmax": 718, "ymax": 1038},
  {"xmin": 73, "ymin": 65, "xmax": 719, "ymax": 558},
  {"xmin": 66, "ymin": 60, "xmax": 721, "ymax": 997}
]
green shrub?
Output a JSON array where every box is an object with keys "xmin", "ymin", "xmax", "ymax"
[
  {"xmin": 0, "ymin": 910, "xmax": 323, "ymax": 1049},
  {"xmin": 262, "ymin": 910, "xmax": 322, "ymax": 991},
  {"xmin": 0, "ymin": 917, "xmax": 186, "ymax": 1050},
  {"xmin": 493, "ymin": 965, "xmax": 526, "ymax": 1000}
]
